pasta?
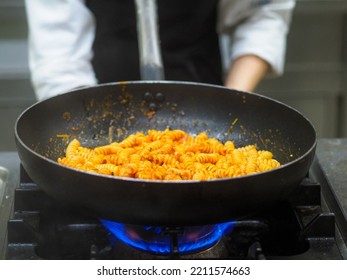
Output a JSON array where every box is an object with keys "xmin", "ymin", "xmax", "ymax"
[{"xmin": 57, "ymin": 129, "xmax": 281, "ymax": 180}]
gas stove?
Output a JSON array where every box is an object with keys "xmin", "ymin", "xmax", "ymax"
[{"xmin": 1, "ymin": 139, "xmax": 347, "ymax": 260}]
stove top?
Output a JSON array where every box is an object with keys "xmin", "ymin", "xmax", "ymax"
[{"xmin": 1, "ymin": 139, "xmax": 347, "ymax": 260}]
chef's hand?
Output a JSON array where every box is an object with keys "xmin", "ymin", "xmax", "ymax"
[{"xmin": 224, "ymin": 55, "xmax": 270, "ymax": 92}]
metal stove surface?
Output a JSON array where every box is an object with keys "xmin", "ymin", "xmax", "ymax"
[
  {"xmin": 0, "ymin": 138, "xmax": 347, "ymax": 259},
  {"xmin": 310, "ymin": 138, "xmax": 347, "ymax": 259},
  {"xmin": 0, "ymin": 152, "xmax": 19, "ymax": 259}
]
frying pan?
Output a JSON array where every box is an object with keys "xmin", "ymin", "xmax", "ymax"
[
  {"xmin": 15, "ymin": 0, "xmax": 316, "ymax": 226},
  {"xmin": 15, "ymin": 81, "xmax": 316, "ymax": 226}
]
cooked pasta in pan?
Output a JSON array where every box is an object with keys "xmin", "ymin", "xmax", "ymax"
[{"xmin": 58, "ymin": 129, "xmax": 281, "ymax": 180}]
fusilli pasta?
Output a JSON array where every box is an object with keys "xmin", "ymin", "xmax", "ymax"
[{"xmin": 57, "ymin": 129, "xmax": 281, "ymax": 180}]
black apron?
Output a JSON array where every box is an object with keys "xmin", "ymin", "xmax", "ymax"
[{"xmin": 86, "ymin": 0, "xmax": 222, "ymax": 85}]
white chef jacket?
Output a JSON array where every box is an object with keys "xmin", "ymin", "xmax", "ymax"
[{"xmin": 24, "ymin": 0, "xmax": 296, "ymax": 101}]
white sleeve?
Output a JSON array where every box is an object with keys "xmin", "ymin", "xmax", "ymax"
[
  {"xmin": 24, "ymin": 0, "xmax": 97, "ymax": 100},
  {"xmin": 218, "ymin": 0, "xmax": 296, "ymax": 77}
]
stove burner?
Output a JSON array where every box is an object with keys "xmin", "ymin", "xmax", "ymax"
[
  {"xmin": 3, "ymin": 164, "xmax": 345, "ymax": 260},
  {"xmin": 100, "ymin": 219, "xmax": 235, "ymax": 255}
]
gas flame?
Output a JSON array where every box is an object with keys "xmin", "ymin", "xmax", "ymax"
[{"xmin": 100, "ymin": 219, "xmax": 235, "ymax": 254}]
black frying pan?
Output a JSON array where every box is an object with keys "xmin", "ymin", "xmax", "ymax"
[{"xmin": 15, "ymin": 80, "xmax": 316, "ymax": 226}]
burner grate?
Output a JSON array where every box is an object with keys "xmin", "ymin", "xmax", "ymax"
[{"xmin": 5, "ymin": 165, "xmax": 344, "ymax": 260}]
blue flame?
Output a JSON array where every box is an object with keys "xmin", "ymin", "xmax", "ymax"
[{"xmin": 100, "ymin": 219, "xmax": 235, "ymax": 254}]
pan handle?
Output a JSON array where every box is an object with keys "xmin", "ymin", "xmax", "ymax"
[{"xmin": 135, "ymin": 0, "xmax": 165, "ymax": 80}]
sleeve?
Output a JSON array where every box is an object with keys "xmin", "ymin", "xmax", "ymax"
[
  {"xmin": 217, "ymin": 0, "xmax": 296, "ymax": 77},
  {"xmin": 24, "ymin": 0, "xmax": 98, "ymax": 100}
]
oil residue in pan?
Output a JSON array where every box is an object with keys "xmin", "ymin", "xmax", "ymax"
[{"xmin": 39, "ymin": 86, "xmax": 296, "ymax": 165}]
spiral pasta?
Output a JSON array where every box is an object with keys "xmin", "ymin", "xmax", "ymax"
[{"xmin": 57, "ymin": 129, "xmax": 281, "ymax": 180}]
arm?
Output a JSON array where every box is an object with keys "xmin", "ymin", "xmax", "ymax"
[
  {"xmin": 218, "ymin": 0, "xmax": 296, "ymax": 92},
  {"xmin": 24, "ymin": 0, "xmax": 97, "ymax": 100},
  {"xmin": 224, "ymin": 54, "xmax": 269, "ymax": 92}
]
